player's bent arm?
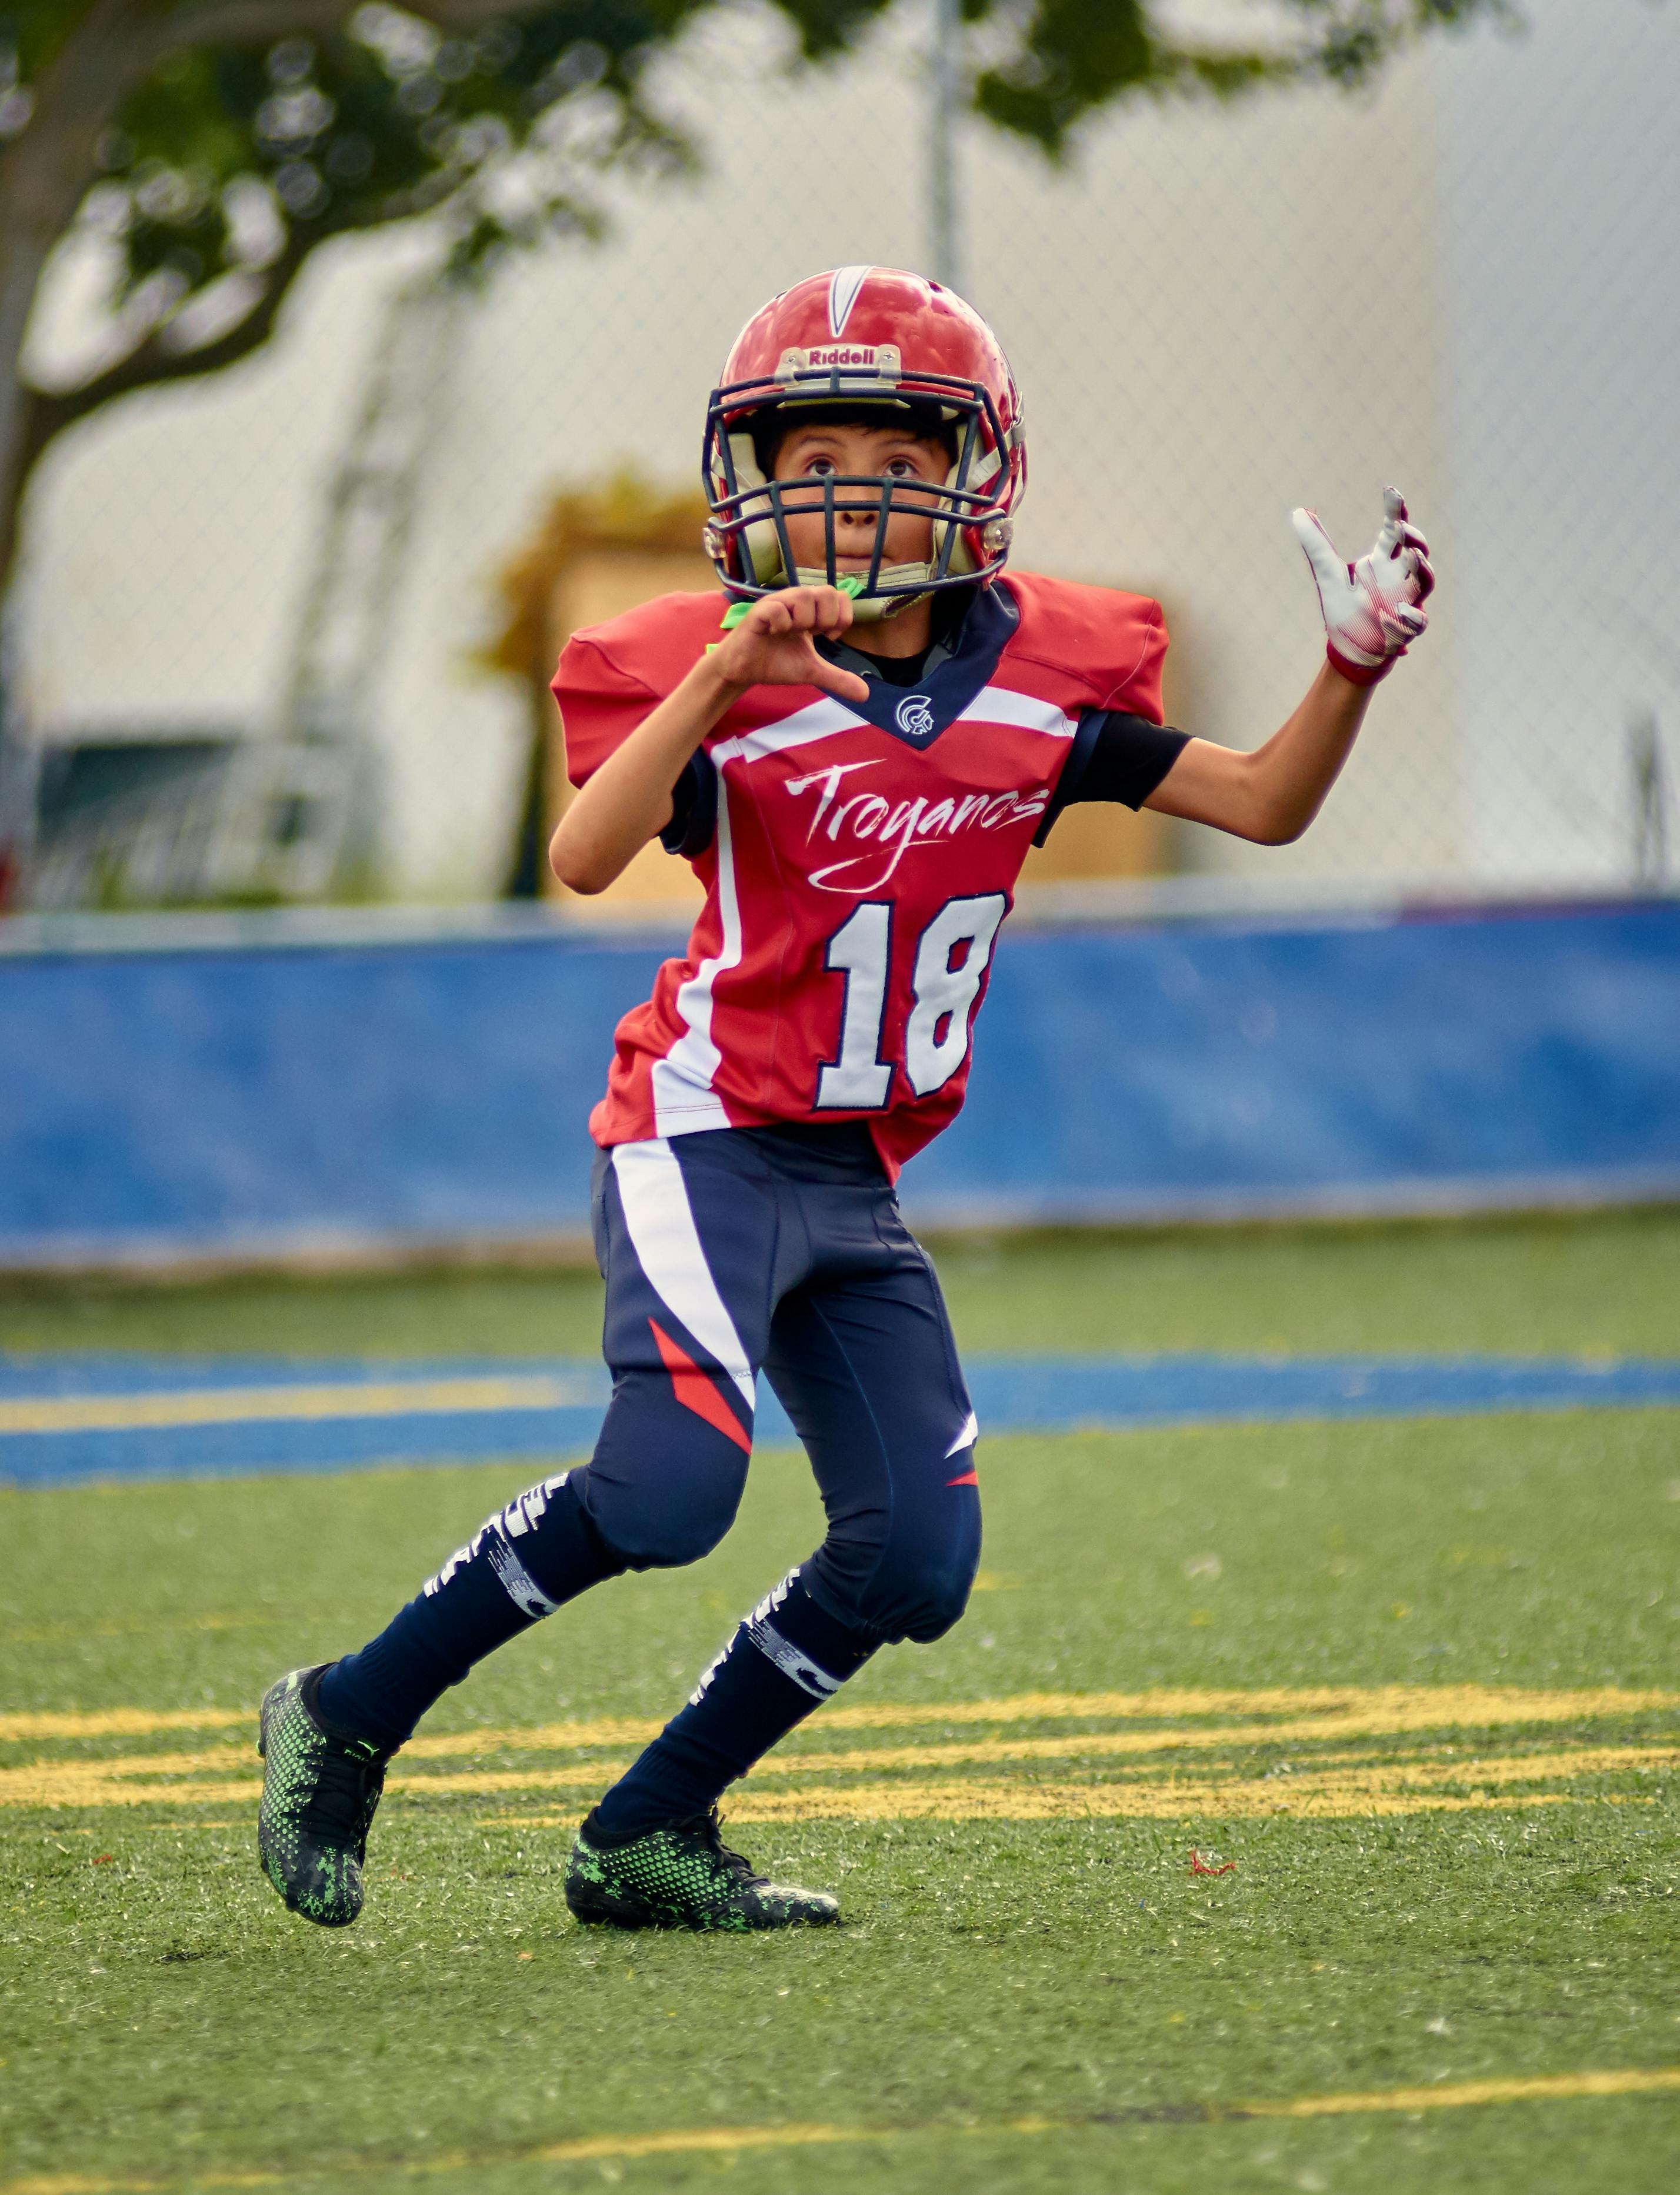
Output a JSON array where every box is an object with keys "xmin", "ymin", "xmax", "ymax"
[
  {"xmin": 550, "ymin": 586, "xmax": 869, "ymax": 894},
  {"xmin": 1142, "ymin": 663, "xmax": 1374, "ymax": 846},
  {"xmin": 551, "ymin": 655, "xmax": 736, "ymax": 894}
]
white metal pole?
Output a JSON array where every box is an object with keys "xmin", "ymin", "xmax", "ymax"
[{"xmin": 929, "ymin": 0, "xmax": 961, "ymax": 295}]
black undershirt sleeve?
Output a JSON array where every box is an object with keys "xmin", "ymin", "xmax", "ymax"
[
  {"xmin": 1032, "ymin": 710, "xmax": 1191, "ymax": 848},
  {"xmin": 659, "ymin": 748, "xmax": 719, "ymax": 858}
]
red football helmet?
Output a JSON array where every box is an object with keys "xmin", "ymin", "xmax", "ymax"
[{"xmin": 701, "ymin": 266, "xmax": 1026, "ymax": 613}]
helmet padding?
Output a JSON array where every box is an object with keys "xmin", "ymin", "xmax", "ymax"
[
  {"xmin": 748, "ymin": 400, "xmax": 959, "ymax": 482},
  {"xmin": 728, "ymin": 405, "xmax": 993, "ymax": 617}
]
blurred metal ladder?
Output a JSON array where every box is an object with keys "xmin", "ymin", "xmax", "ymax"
[{"xmin": 234, "ymin": 268, "xmax": 467, "ymax": 899}]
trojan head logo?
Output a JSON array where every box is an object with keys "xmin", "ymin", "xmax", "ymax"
[{"xmin": 895, "ymin": 693, "xmax": 936, "ymax": 741}]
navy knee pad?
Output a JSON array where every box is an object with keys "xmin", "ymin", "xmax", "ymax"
[
  {"xmin": 894, "ymin": 1543, "xmax": 981, "ymax": 1642},
  {"xmin": 883, "ymin": 1495, "xmax": 982, "ymax": 1642},
  {"xmin": 808, "ymin": 1468, "xmax": 981, "ymax": 1645},
  {"xmin": 574, "ymin": 1441, "xmax": 749, "ymax": 1572}
]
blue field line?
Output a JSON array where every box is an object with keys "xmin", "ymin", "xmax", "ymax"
[{"xmin": 1, "ymin": 1351, "xmax": 1678, "ymax": 1489}]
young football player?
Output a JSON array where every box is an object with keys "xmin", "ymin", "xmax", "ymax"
[{"xmin": 257, "ymin": 266, "xmax": 1432, "ymax": 1933}]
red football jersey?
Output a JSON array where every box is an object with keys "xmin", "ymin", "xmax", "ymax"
[{"xmin": 553, "ymin": 572, "xmax": 1166, "ymax": 1177}]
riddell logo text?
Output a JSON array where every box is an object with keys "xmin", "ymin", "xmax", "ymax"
[
  {"xmin": 784, "ymin": 759, "xmax": 1048, "ymax": 892},
  {"xmin": 806, "ymin": 345, "xmax": 881, "ymax": 369}
]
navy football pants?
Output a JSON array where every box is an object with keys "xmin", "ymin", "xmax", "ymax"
[
  {"xmin": 319, "ymin": 1120, "xmax": 981, "ymax": 1765},
  {"xmin": 584, "ymin": 1121, "xmax": 980, "ymax": 1644}
]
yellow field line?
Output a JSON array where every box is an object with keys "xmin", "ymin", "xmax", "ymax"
[
  {"xmin": 405, "ymin": 1693, "xmax": 1680, "ymax": 1767},
  {"xmin": 721, "ymin": 1779, "xmax": 1645, "ymax": 1824},
  {"xmin": 10, "ymin": 1738, "xmax": 1671, "ymax": 1813},
  {"xmin": 1244, "ymin": 2065, "xmax": 1680, "ymax": 2117},
  {"xmin": 815, "ymin": 1684, "xmax": 1680, "ymax": 1732},
  {"xmin": 0, "ymin": 1709, "xmax": 250, "ymax": 1742},
  {"xmin": 478, "ymin": 1800, "xmax": 1611, "ymax": 1832},
  {"xmin": 0, "ymin": 1770, "xmax": 1622, "ymax": 1820},
  {"xmin": 391, "ymin": 1740, "xmax": 1680, "ymax": 1803},
  {"xmin": 379, "ymin": 1683, "xmax": 1680, "ymax": 1758},
  {"xmin": 465, "ymin": 1747, "xmax": 1668, "ymax": 1824},
  {"xmin": 6, "ymin": 2066, "xmax": 1678, "ymax": 2193},
  {"xmin": 307, "ymin": 1694, "xmax": 1680, "ymax": 1764},
  {"xmin": 0, "ymin": 1777, "xmax": 266, "ymax": 1810},
  {"xmin": 8, "ymin": 1709, "xmax": 1675, "ymax": 1813},
  {"xmin": 746, "ymin": 1727, "xmax": 1680, "ymax": 1779},
  {"xmin": 8, "ymin": 1686, "xmax": 1672, "ymax": 1752},
  {"xmin": 1319, "ymin": 1745, "xmax": 1676, "ymax": 1789},
  {"xmin": 0, "ymin": 1375, "xmax": 591, "ymax": 1437},
  {"xmin": 758, "ymin": 1742, "xmax": 1678, "ymax": 1792},
  {"xmin": 0, "ymin": 1750, "xmax": 262, "ymax": 1802}
]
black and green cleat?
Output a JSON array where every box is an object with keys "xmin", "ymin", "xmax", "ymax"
[
  {"xmin": 256, "ymin": 1664, "xmax": 389, "ymax": 1929},
  {"xmin": 564, "ymin": 1807, "xmax": 841, "ymax": 1933}
]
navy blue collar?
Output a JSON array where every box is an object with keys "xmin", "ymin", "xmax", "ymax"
[{"xmin": 825, "ymin": 581, "xmax": 1019, "ymax": 750}]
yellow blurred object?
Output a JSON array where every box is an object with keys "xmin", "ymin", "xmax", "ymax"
[
  {"xmin": 488, "ymin": 478, "xmax": 1177, "ymax": 903},
  {"xmin": 486, "ymin": 472, "xmax": 714, "ymax": 910},
  {"xmin": 1018, "ymin": 788, "xmax": 1169, "ymax": 883}
]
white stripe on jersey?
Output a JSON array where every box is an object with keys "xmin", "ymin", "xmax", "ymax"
[
  {"xmin": 609, "ymin": 1138, "xmax": 757, "ymax": 1412},
  {"xmin": 714, "ymin": 696, "xmax": 866, "ymax": 767},
  {"xmin": 955, "ymin": 685, "xmax": 1078, "ymax": 740},
  {"xmin": 651, "ymin": 778, "xmax": 741, "ymax": 1134},
  {"xmin": 653, "ymin": 705, "xmax": 858, "ymax": 1134}
]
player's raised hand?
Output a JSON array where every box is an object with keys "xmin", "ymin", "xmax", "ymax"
[
  {"xmin": 710, "ymin": 586, "xmax": 872, "ymax": 704},
  {"xmin": 1291, "ymin": 488, "xmax": 1435, "ymax": 686}
]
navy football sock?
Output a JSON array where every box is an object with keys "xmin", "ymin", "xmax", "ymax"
[
  {"xmin": 319, "ymin": 1470, "xmax": 625, "ymax": 1750},
  {"xmin": 591, "ymin": 1569, "xmax": 876, "ymax": 1843}
]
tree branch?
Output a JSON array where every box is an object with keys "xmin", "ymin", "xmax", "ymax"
[
  {"xmin": 1, "ymin": 2, "xmax": 159, "ymax": 245},
  {"xmin": 156, "ymin": 0, "xmax": 572, "ymax": 51},
  {"xmin": 18, "ymin": 226, "xmax": 315, "ymax": 473}
]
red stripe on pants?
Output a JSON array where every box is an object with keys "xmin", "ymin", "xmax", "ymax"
[{"xmin": 649, "ymin": 1317, "xmax": 752, "ymax": 1453}]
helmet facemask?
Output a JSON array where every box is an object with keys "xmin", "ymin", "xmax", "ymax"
[{"xmin": 703, "ymin": 369, "xmax": 1016, "ymax": 621}]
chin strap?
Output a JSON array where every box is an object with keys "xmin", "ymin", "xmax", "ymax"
[
  {"xmin": 791, "ymin": 568, "xmax": 929, "ymax": 622},
  {"xmin": 713, "ymin": 575, "xmax": 929, "ymax": 644}
]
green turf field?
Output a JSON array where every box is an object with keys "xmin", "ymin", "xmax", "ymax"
[
  {"xmin": 3, "ymin": 1213, "xmax": 1679, "ymax": 2193},
  {"xmin": 6, "ymin": 1203, "xmax": 1679, "ymax": 1359}
]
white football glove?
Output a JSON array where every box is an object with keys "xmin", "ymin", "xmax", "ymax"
[{"xmin": 1291, "ymin": 488, "xmax": 1434, "ymax": 686}]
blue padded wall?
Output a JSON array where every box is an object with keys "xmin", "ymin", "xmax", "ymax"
[
  {"xmin": 911, "ymin": 900, "xmax": 1680, "ymax": 1224},
  {"xmin": 2, "ymin": 900, "xmax": 1676, "ymax": 1264}
]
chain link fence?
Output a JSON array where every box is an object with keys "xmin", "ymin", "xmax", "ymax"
[{"xmin": 6, "ymin": 0, "xmax": 1675, "ymax": 918}]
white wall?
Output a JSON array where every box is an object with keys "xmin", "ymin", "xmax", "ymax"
[
  {"xmin": 1435, "ymin": 0, "xmax": 1680, "ymax": 885},
  {"xmin": 14, "ymin": 0, "xmax": 1673, "ymax": 898}
]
